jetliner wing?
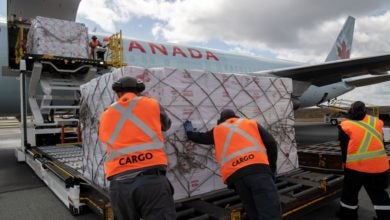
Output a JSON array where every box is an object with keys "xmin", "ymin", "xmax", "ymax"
[
  {"xmin": 263, "ymin": 54, "xmax": 390, "ymax": 86},
  {"xmin": 344, "ymin": 73, "xmax": 390, "ymax": 87}
]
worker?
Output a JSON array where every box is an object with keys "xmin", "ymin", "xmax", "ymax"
[
  {"xmin": 338, "ymin": 101, "xmax": 390, "ymax": 220},
  {"xmin": 96, "ymin": 37, "xmax": 109, "ymax": 61},
  {"xmin": 98, "ymin": 76, "xmax": 176, "ymax": 220},
  {"xmin": 183, "ymin": 109, "xmax": 281, "ymax": 220},
  {"xmin": 89, "ymin": 35, "xmax": 102, "ymax": 59}
]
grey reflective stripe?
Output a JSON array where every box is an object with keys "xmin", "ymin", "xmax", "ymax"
[
  {"xmin": 374, "ymin": 205, "xmax": 390, "ymax": 210},
  {"xmin": 351, "ymin": 116, "xmax": 382, "ymax": 143},
  {"xmin": 347, "ymin": 149, "xmax": 387, "ymax": 162},
  {"xmin": 220, "ymin": 119, "xmax": 266, "ymax": 166},
  {"xmin": 107, "ymin": 142, "xmax": 164, "ymax": 161},
  {"xmin": 105, "ymin": 97, "xmax": 163, "ymax": 162},
  {"xmin": 358, "ymin": 116, "xmax": 375, "ymax": 153},
  {"xmin": 220, "ymin": 119, "xmax": 245, "ymax": 165},
  {"xmin": 346, "ymin": 116, "xmax": 386, "ymax": 162},
  {"xmin": 107, "ymin": 98, "xmax": 140, "ymax": 145},
  {"xmin": 359, "ymin": 131, "xmax": 371, "ymax": 153},
  {"xmin": 340, "ymin": 201, "xmax": 358, "ymax": 210},
  {"xmin": 222, "ymin": 146, "xmax": 261, "ymax": 165}
]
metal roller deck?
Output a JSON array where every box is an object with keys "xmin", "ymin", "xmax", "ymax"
[
  {"xmin": 25, "ymin": 143, "xmax": 345, "ymax": 219},
  {"xmin": 170, "ymin": 169, "xmax": 344, "ymax": 220}
]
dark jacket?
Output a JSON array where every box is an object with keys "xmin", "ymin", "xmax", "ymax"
[
  {"xmin": 186, "ymin": 119, "xmax": 278, "ymax": 187},
  {"xmin": 159, "ymin": 104, "xmax": 171, "ymax": 131}
]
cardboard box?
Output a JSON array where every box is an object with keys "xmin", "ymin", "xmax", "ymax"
[{"xmin": 27, "ymin": 16, "xmax": 89, "ymax": 58}]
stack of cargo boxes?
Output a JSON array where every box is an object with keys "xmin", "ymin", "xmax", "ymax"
[
  {"xmin": 26, "ymin": 16, "xmax": 89, "ymax": 58},
  {"xmin": 80, "ymin": 66, "xmax": 299, "ymax": 200}
]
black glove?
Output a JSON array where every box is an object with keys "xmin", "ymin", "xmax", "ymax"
[{"xmin": 183, "ymin": 120, "xmax": 195, "ymax": 133}]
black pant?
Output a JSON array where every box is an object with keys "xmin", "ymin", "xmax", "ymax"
[
  {"xmin": 233, "ymin": 173, "xmax": 282, "ymax": 220},
  {"xmin": 339, "ymin": 169, "xmax": 390, "ymax": 220},
  {"xmin": 109, "ymin": 174, "xmax": 176, "ymax": 220}
]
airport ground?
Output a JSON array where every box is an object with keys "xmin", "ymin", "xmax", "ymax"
[{"xmin": 0, "ymin": 118, "xmax": 389, "ymax": 220}]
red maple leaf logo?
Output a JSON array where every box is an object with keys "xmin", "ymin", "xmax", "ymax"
[{"xmin": 337, "ymin": 41, "xmax": 350, "ymax": 59}]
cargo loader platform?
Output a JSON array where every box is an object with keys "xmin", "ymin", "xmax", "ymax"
[
  {"xmin": 174, "ymin": 169, "xmax": 343, "ymax": 220},
  {"xmin": 24, "ymin": 144, "xmax": 345, "ymax": 220},
  {"xmin": 24, "ymin": 144, "xmax": 112, "ymax": 218},
  {"xmin": 16, "ymin": 53, "xmax": 112, "ymax": 217}
]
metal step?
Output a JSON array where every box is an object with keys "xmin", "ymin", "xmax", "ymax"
[
  {"xmin": 41, "ymin": 105, "xmax": 80, "ymax": 109},
  {"xmin": 49, "ymin": 86, "xmax": 80, "ymax": 91}
]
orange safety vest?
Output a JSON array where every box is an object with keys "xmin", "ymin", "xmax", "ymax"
[
  {"xmin": 213, "ymin": 118, "xmax": 269, "ymax": 183},
  {"xmin": 99, "ymin": 93, "xmax": 168, "ymax": 178},
  {"xmin": 340, "ymin": 115, "xmax": 389, "ymax": 173},
  {"xmin": 89, "ymin": 39, "xmax": 99, "ymax": 48}
]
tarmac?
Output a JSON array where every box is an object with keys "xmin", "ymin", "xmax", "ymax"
[
  {"xmin": 0, "ymin": 121, "xmax": 96, "ymax": 220},
  {"xmin": 295, "ymin": 122, "xmax": 390, "ymax": 220},
  {"xmin": 0, "ymin": 119, "xmax": 389, "ymax": 220}
]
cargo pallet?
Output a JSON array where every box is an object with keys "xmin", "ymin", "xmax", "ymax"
[
  {"xmin": 22, "ymin": 143, "xmax": 345, "ymax": 219},
  {"xmin": 173, "ymin": 169, "xmax": 343, "ymax": 220},
  {"xmin": 298, "ymin": 141, "xmax": 390, "ymax": 173}
]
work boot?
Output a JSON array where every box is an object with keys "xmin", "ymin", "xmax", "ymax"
[
  {"xmin": 338, "ymin": 206, "xmax": 358, "ymax": 220},
  {"xmin": 375, "ymin": 210, "xmax": 390, "ymax": 220}
]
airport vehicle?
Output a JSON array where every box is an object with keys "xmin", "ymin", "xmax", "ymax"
[
  {"xmin": 1, "ymin": 0, "xmax": 390, "ymax": 219},
  {"xmin": 2, "ymin": 1, "xmax": 390, "ymax": 116},
  {"xmin": 320, "ymin": 99, "xmax": 379, "ymax": 125}
]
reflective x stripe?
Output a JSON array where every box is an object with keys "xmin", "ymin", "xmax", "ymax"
[
  {"xmin": 106, "ymin": 97, "xmax": 163, "ymax": 161},
  {"xmin": 220, "ymin": 119, "xmax": 266, "ymax": 166},
  {"xmin": 107, "ymin": 98, "xmax": 140, "ymax": 145},
  {"xmin": 351, "ymin": 116, "xmax": 382, "ymax": 144},
  {"xmin": 359, "ymin": 116, "xmax": 376, "ymax": 153},
  {"xmin": 374, "ymin": 205, "xmax": 390, "ymax": 210},
  {"xmin": 347, "ymin": 116, "xmax": 386, "ymax": 163},
  {"xmin": 340, "ymin": 201, "xmax": 358, "ymax": 210}
]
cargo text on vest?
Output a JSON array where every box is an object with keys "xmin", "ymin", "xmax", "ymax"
[
  {"xmin": 119, "ymin": 153, "xmax": 154, "ymax": 165},
  {"xmin": 232, "ymin": 154, "xmax": 255, "ymax": 167}
]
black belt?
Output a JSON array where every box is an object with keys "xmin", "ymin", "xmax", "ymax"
[{"xmin": 137, "ymin": 168, "xmax": 166, "ymax": 176}]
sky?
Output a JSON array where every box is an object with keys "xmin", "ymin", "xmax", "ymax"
[{"xmin": 77, "ymin": 0, "xmax": 390, "ymax": 106}]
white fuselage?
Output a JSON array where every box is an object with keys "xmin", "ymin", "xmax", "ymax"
[{"xmin": 0, "ymin": 21, "xmax": 354, "ymax": 115}]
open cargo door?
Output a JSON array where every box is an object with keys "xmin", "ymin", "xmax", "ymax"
[{"xmin": 8, "ymin": 0, "xmax": 80, "ymax": 21}]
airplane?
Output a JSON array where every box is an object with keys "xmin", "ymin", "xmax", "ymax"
[{"xmin": 1, "ymin": 0, "xmax": 390, "ymax": 116}]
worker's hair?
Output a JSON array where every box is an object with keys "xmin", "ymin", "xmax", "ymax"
[
  {"xmin": 348, "ymin": 101, "xmax": 366, "ymax": 120},
  {"xmin": 217, "ymin": 109, "xmax": 238, "ymax": 124},
  {"xmin": 92, "ymin": 35, "xmax": 97, "ymax": 40}
]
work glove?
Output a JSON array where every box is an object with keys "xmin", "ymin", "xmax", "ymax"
[{"xmin": 183, "ymin": 120, "xmax": 195, "ymax": 133}]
